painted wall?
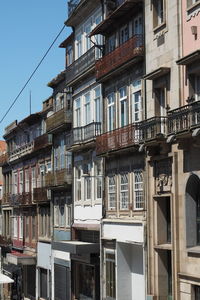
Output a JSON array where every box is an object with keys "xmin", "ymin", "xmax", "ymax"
[{"xmin": 74, "ymin": 204, "xmax": 102, "ymax": 225}]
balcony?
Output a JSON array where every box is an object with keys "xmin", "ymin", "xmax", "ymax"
[
  {"xmin": 8, "ymin": 142, "xmax": 34, "ymax": 163},
  {"xmin": 45, "ymin": 168, "xmax": 72, "ymax": 188},
  {"xmin": 0, "ymin": 153, "xmax": 8, "ymax": 166},
  {"xmin": 33, "ymin": 133, "xmax": 52, "ymax": 152},
  {"xmin": 96, "ymin": 123, "xmax": 140, "ymax": 155},
  {"xmin": 66, "ymin": 47, "xmax": 95, "ymax": 84},
  {"xmin": 139, "ymin": 117, "xmax": 168, "ymax": 142},
  {"xmin": 33, "ymin": 187, "xmax": 48, "ymax": 203},
  {"xmin": 95, "ymin": 35, "xmax": 144, "ymax": 80},
  {"xmin": 168, "ymin": 101, "xmax": 200, "ymax": 136},
  {"xmin": 46, "ymin": 109, "xmax": 72, "ymax": 133},
  {"xmin": 9, "ymin": 193, "xmax": 32, "ymax": 206},
  {"xmin": 71, "ymin": 122, "xmax": 101, "ymax": 148},
  {"xmin": 2, "ymin": 194, "xmax": 11, "ymax": 205}
]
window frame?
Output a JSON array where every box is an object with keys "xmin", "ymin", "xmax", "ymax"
[
  {"xmin": 133, "ymin": 170, "xmax": 144, "ymax": 211},
  {"xmin": 119, "ymin": 173, "xmax": 129, "ymax": 210}
]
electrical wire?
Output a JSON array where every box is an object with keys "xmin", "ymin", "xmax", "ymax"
[{"xmin": 0, "ymin": 24, "xmax": 66, "ymax": 124}]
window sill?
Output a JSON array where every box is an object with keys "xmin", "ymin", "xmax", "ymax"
[
  {"xmin": 187, "ymin": 1, "xmax": 200, "ymax": 14},
  {"xmin": 154, "ymin": 243, "xmax": 172, "ymax": 250},
  {"xmin": 187, "ymin": 246, "xmax": 200, "ymax": 255},
  {"xmin": 153, "ymin": 22, "xmax": 166, "ymax": 35}
]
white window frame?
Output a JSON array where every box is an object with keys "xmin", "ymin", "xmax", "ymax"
[
  {"xmin": 133, "ymin": 170, "xmax": 144, "ymax": 210},
  {"xmin": 25, "ymin": 169, "xmax": 30, "ymax": 193},
  {"xmin": 76, "ymin": 32, "xmax": 82, "ymax": 59},
  {"xmin": 119, "ymin": 87, "xmax": 128, "ymax": 127},
  {"xmin": 95, "ymin": 160, "xmax": 102, "ymax": 201},
  {"xmin": 132, "ymin": 79, "xmax": 142, "ymax": 123},
  {"xmin": 75, "ymin": 166, "xmax": 82, "ymax": 202},
  {"xmin": 13, "ymin": 216, "xmax": 18, "ymax": 238},
  {"xmin": 94, "ymin": 86, "xmax": 102, "ymax": 123},
  {"xmin": 108, "ymin": 176, "xmax": 116, "ymax": 210},
  {"xmin": 19, "ymin": 171, "xmax": 23, "ymax": 194},
  {"xmin": 107, "ymin": 93, "xmax": 115, "ymax": 131},
  {"xmin": 84, "ymin": 92, "xmax": 91, "ymax": 125},
  {"xmin": 120, "ymin": 173, "xmax": 129, "ymax": 210},
  {"xmin": 75, "ymin": 98, "xmax": 81, "ymax": 127},
  {"xmin": 84, "ymin": 22, "xmax": 91, "ymax": 51}
]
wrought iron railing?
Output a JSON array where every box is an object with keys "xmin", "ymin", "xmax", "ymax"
[
  {"xmin": 95, "ymin": 35, "xmax": 144, "ymax": 79},
  {"xmin": 72, "ymin": 122, "xmax": 101, "ymax": 144},
  {"xmin": 168, "ymin": 101, "xmax": 200, "ymax": 135},
  {"xmin": 33, "ymin": 187, "xmax": 48, "ymax": 202},
  {"xmin": 46, "ymin": 109, "xmax": 72, "ymax": 132},
  {"xmin": 66, "ymin": 47, "xmax": 96, "ymax": 84},
  {"xmin": 139, "ymin": 117, "xmax": 168, "ymax": 141},
  {"xmin": 45, "ymin": 168, "xmax": 72, "ymax": 187},
  {"xmin": 96, "ymin": 123, "xmax": 140, "ymax": 154},
  {"xmin": 33, "ymin": 133, "xmax": 52, "ymax": 152}
]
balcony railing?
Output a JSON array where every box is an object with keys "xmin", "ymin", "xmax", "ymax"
[
  {"xmin": 68, "ymin": 0, "xmax": 81, "ymax": 17},
  {"xmin": 168, "ymin": 101, "xmax": 200, "ymax": 135},
  {"xmin": 66, "ymin": 47, "xmax": 95, "ymax": 84},
  {"xmin": 96, "ymin": 123, "xmax": 140, "ymax": 155},
  {"xmin": 0, "ymin": 153, "xmax": 8, "ymax": 166},
  {"xmin": 139, "ymin": 117, "xmax": 168, "ymax": 142},
  {"xmin": 2, "ymin": 194, "xmax": 11, "ymax": 205},
  {"xmin": 96, "ymin": 35, "xmax": 144, "ymax": 79},
  {"xmin": 8, "ymin": 142, "xmax": 34, "ymax": 162},
  {"xmin": 45, "ymin": 168, "xmax": 72, "ymax": 187},
  {"xmin": 72, "ymin": 122, "xmax": 101, "ymax": 145},
  {"xmin": 46, "ymin": 109, "xmax": 72, "ymax": 133},
  {"xmin": 9, "ymin": 193, "xmax": 32, "ymax": 206},
  {"xmin": 33, "ymin": 187, "xmax": 48, "ymax": 203},
  {"xmin": 33, "ymin": 133, "xmax": 52, "ymax": 152}
]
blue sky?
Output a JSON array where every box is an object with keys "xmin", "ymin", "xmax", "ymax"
[{"xmin": 0, "ymin": 1, "xmax": 71, "ymax": 139}]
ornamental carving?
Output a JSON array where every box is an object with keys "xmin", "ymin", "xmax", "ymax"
[{"xmin": 155, "ymin": 158, "xmax": 172, "ymax": 193}]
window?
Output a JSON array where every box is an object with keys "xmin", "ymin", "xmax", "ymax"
[
  {"xmin": 155, "ymin": 87, "xmax": 166, "ymax": 117},
  {"xmin": 194, "ymin": 285, "xmax": 200, "ymax": 300},
  {"xmin": 187, "ymin": 0, "xmax": 200, "ymax": 8},
  {"xmin": 75, "ymin": 166, "xmax": 82, "ymax": 201},
  {"xmin": 194, "ymin": 75, "xmax": 200, "ymax": 101},
  {"xmin": 107, "ymin": 34, "xmax": 116, "ymax": 53},
  {"xmin": 13, "ymin": 216, "xmax": 18, "ymax": 238},
  {"xmin": 85, "ymin": 23, "xmax": 91, "ymax": 51},
  {"xmin": 25, "ymin": 169, "xmax": 30, "ymax": 193},
  {"xmin": 66, "ymin": 45, "xmax": 73, "ymax": 66},
  {"xmin": 76, "ymin": 33, "xmax": 82, "ymax": 58},
  {"xmin": 75, "ymin": 98, "xmax": 81, "ymax": 127},
  {"xmin": 60, "ymin": 138, "xmax": 65, "ymax": 169},
  {"xmin": 105, "ymin": 251, "xmax": 116, "ymax": 300},
  {"xmin": 95, "ymin": 160, "xmax": 102, "ymax": 200},
  {"xmin": 132, "ymin": 80, "xmax": 142, "ymax": 122},
  {"xmin": 54, "ymin": 196, "xmax": 71, "ymax": 228},
  {"xmin": 133, "ymin": 15, "xmax": 143, "ymax": 35},
  {"xmin": 119, "ymin": 25, "xmax": 129, "ymax": 44},
  {"xmin": 46, "ymin": 161, "xmax": 52, "ymax": 173},
  {"xmin": 107, "ymin": 93, "xmax": 115, "ymax": 131},
  {"xmin": 120, "ymin": 174, "xmax": 129, "ymax": 210},
  {"xmin": 94, "ymin": 86, "xmax": 101, "ymax": 122},
  {"xmin": 108, "ymin": 176, "xmax": 116, "ymax": 210},
  {"xmin": 14, "ymin": 172, "xmax": 18, "ymax": 194},
  {"xmin": 32, "ymin": 213, "xmax": 36, "ymax": 240},
  {"xmin": 84, "ymin": 93, "xmax": 91, "ymax": 125},
  {"xmin": 84, "ymin": 163, "xmax": 92, "ymax": 201},
  {"xmin": 119, "ymin": 87, "xmax": 128, "ymax": 127},
  {"xmin": 19, "ymin": 171, "xmax": 23, "ymax": 194},
  {"xmin": 134, "ymin": 170, "xmax": 144, "ymax": 210},
  {"xmin": 31, "ymin": 167, "xmax": 36, "ymax": 192},
  {"xmin": 25, "ymin": 215, "xmax": 29, "ymax": 240},
  {"xmin": 39, "ymin": 206, "xmax": 50, "ymax": 238},
  {"xmin": 40, "ymin": 164, "xmax": 45, "ymax": 187},
  {"xmin": 153, "ymin": 0, "xmax": 165, "ymax": 28},
  {"xmin": 19, "ymin": 216, "xmax": 23, "ymax": 239},
  {"xmin": 94, "ymin": 14, "xmax": 102, "ymax": 59}
]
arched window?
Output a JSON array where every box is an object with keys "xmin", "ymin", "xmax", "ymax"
[{"xmin": 185, "ymin": 174, "xmax": 200, "ymax": 247}]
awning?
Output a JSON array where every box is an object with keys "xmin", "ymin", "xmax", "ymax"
[
  {"xmin": 0, "ymin": 273, "xmax": 14, "ymax": 284},
  {"xmin": 52, "ymin": 240, "xmax": 100, "ymax": 254}
]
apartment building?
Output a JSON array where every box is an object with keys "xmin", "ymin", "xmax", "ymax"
[
  {"xmin": 53, "ymin": 1, "xmax": 104, "ymax": 299},
  {"xmin": 91, "ymin": 1, "xmax": 146, "ymax": 299},
  {"xmin": 0, "ymin": 97, "xmax": 53, "ymax": 300}
]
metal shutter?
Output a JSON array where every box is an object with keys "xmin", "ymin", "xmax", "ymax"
[{"xmin": 54, "ymin": 264, "xmax": 70, "ymax": 300}]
